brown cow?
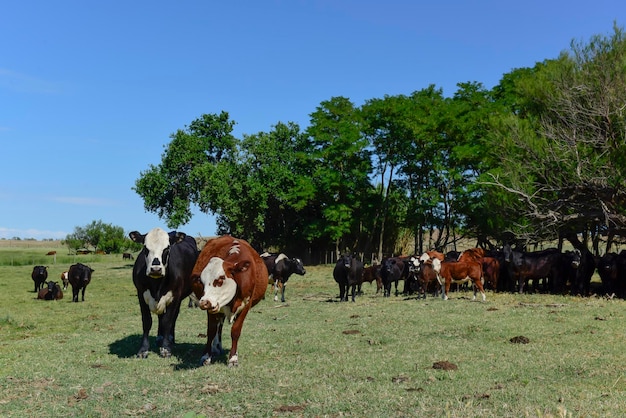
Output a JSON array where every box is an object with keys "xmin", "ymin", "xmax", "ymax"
[
  {"xmin": 190, "ymin": 236, "xmax": 267, "ymax": 367},
  {"xmin": 37, "ymin": 281, "xmax": 63, "ymax": 300},
  {"xmin": 433, "ymin": 258, "xmax": 486, "ymax": 301},
  {"xmin": 361, "ymin": 264, "xmax": 382, "ymax": 294}
]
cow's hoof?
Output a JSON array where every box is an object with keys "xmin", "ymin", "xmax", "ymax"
[
  {"xmin": 200, "ymin": 353, "xmax": 212, "ymax": 366},
  {"xmin": 136, "ymin": 351, "xmax": 149, "ymax": 359},
  {"xmin": 159, "ymin": 347, "xmax": 172, "ymax": 358},
  {"xmin": 228, "ymin": 355, "xmax": 239, "ymax": 367}
]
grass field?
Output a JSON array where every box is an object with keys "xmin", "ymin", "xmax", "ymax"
[{"xmin": 1, "ymin": 244, "xmax": 625, "ymax": 417}]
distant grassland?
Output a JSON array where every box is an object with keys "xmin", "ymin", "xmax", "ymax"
[{"xmin": 0, "ymin": 243, "xmax": 625, "ymax": 417}]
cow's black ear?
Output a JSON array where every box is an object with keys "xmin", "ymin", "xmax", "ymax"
[
  {"xmin": 170, "ymin": 231, "xmax": 187, "ymax": 244},
  {"xmin": 129, "ymin": 231, "xmax": 145, "ymax": 244}
]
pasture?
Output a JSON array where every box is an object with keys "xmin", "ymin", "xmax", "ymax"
[{"xmin": 1, "ymin": 244, "xmax": 625, "ymax": 417}]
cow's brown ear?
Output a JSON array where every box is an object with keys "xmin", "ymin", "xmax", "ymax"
[{"xmin": 234, "ymin": 260, "xmax": 251, "ymax": 272}]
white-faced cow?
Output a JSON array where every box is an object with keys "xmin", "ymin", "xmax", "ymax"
[
  {"xmin": 67, "ymin": 263, "xmax": 94, "ymax": 302},
  {"xmin": 31, "ymin": 265, "xmax": 48, "ymax": 293},
  {"xmin": 129, "ymin": 228, "xmax": 198, "ymax": 359},
  {"xmin": 190, "ymin": 235, "xmax": 267, "ymax": 367},
  {"xmin": 260, "ymin": 252, "xmax": 306, "ymax": 302},
  {"xmin": 60, "ymin": 271, "xmax": 69, "ymax": 290},
  {"xmin": 333, "ymin": 253, "xmax": 364, "ymax": 302}
]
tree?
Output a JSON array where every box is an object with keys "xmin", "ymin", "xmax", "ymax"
[
  {"xmin": 65, "ymin": 220, "xmax": 133, "ymax": 254},
  {"xmin": 485, "ymin": 24, "xmax": 626, "ymax": 249}
]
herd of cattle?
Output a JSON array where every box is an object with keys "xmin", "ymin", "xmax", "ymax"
[
  {"xmin": 29, "ymin": 230, "xmax": 626, "ymax": 366},
  {"xmin": 333, "ymin": 244, "xmax": 626, "ymax": 303}
]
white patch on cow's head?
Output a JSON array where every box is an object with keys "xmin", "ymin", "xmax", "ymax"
[
  {"xmin": 143, "ymin": 228, "xmax": 171, "ymax": 278},
  {"xmin": 275, "ymin": 253, "xmax": 287, "ymax": 263},
  {"xmin": 419, "ymin": 253, "xmax": 430, "ymax": 263},
  {"xmin": 432, "ymin": 258, "xmax": 442, "ymax": 273},
  {"xmin": 198, "ymin": 257, "xmax": 238, "ymax": 314}
]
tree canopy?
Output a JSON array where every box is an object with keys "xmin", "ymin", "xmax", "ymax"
[{"xmin": 134, "ymin": 24, "xmax": 626, "ymax": 260}]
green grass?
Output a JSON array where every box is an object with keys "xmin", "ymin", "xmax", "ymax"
[{"xmin": 1, "ymin": 249, "xmax": 625, "ymax": 417}]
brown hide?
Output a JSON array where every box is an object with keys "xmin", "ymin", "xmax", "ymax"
[
  {"xmin": 439, "ymin": 260, "xmax": 485, "ymax": 299},
  {"xmin": 191, "ymin": 235, "xmax": 267, "ymax": 366},
  {"xmin": 482, "ymin": 257, "xmax": 500, "ymax": 290}
]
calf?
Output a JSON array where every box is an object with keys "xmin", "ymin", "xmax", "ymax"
[
  {"xmin": 67, "ymin": 263, "xmax": 94, "ymax": 302},
  {"xmin": 191, "ymin": 235, "xmax": 267, "ymax": 367},
  {"xmin": 361, "ymin": 264, "xmax": 382, "ymax": 294},
  {"xmin": 37, "ymin": 281, "xmax": 63, "ymax": 300},
  {"xmin": 261, "ymin": 252, "xmax": 306, "ymax": 302},
  {"xmin": 130, "ymin": 228, "xmax": 198, "ymax": 358},
  {"xmin": 60, "ymin": 271, "xmax": 69, "ymax": 290},
  {"xmin": 333, "ymin": 253, "xmax": 364, "ymax": 302},
  {"xmin": 31, "ymin": 265, "xmax": 48, "ymax": 293}
]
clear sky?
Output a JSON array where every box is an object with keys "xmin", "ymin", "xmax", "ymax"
[{"xmin": 1, "ymin": 0, "xmax": 623, "ymax": 240}]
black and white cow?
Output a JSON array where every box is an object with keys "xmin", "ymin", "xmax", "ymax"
[
  {"xmin": 129, "ymin": 228, "xmax": 198, "ymax": 358},
  {"xmin": 31, "ymin": 265, "xmax": 48, "ymax": 293},
  {"xmin": 333, "ymin": 253, "xmax": 364, "ymax": 302},
  {"xmin": 260, "ymin": 252, "xmax": 306, "ymax": 302}
]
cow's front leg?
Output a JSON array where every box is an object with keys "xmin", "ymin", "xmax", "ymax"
[
  {"xmin": 228, "ymin": 307, "xmax": 251, "ymax": 367},
  {"xmin": 136, "ymin": 294, "xmax": 153, "ymax": 358},
  {"xmin": 200, "ymin": 313, "xmax": 224, "ymax": 366}
]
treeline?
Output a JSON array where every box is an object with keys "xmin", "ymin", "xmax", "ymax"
[{"xmin": 134, "ymin": 25, "xmax": 626, "ymax": 262}]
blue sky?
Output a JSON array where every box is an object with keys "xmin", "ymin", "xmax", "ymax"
[{"xmin": 1, "ymin": 0, "xmax": 623, "ymax": 240}]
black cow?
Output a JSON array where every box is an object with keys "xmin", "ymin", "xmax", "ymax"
[
  {"xmin": 129, "ymin": 227, "xmax": 198, "ymax": 358},
  {"xmin": 67, "ymin": 263, "xmax": 94, "ymax": 302},
  {"xmin": 550, "ymin": 249, "xmax": 582, "ymax": 294},
  {"xmin": 31, "ymin": 265, "xmax": 48, "ymax": 293},
  {"xmin": 261, "ymin": 252, "xmax": 306, "ymax": 302},
  {"xmin": 597, "ymin": 250, "xmax": 626, "ymax": 298},
  {"xmin": 380, "ymin": 257, "xmax": 408, "ymax": 297},
  {"xmin": 570, "ymin": 248, "xmax": 595, "ymax": 296},
  {"xmin": 38, "ymin": 281, "xmax": 63, "ymax": 300},
  {"xmin": 333, "ymin": 253, "xmax": 363, "ymax": 302},
  {"xmin": 123, "ymin": 252, "xmax": 134, "ymax": 260},
  {"xmin": 502, "ymin": 244, "xmax": 562, "ymax": 294}
]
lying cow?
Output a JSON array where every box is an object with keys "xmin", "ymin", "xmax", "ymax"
[
  {"xmin": 261, "ymin": 252, "xmax": 306, "ymax": 302},
  {"xmin": 130, "ymin": 228, "xmax": 198, "ymax": 358},
  {"xmin": 190, "ymin": 235, "xmax": 267, "ymax": 367},
  {"xmin": 37, "ymin": 281, "xmax": 63, "ymax": 300},
  {"xmin": 31, "ymin": 265, "xmax": 48, "ymax": 293},
  {"xmin": 67, "ymin": 263, "xmax": 94, "ymax": 302}
]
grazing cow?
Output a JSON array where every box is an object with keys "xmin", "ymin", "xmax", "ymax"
[
  {"xmin": 380, "ymin": 256, "xmax": 408, "ymax": 297},
  {"xmin": 502, "ymin": 244, "xmax": 562, "ymax": 294},
  {"xmin": 60, "ymin": 271, "xmax": 69, "ymax": 290},
  {"xmin": 597, "ymin": 251, "xmax": 626, "ymax": 298},
  {"xmin": 123, "ymin": 252, "xmax": 134, "ymax": 260},
  {"xmin": 67, "ymin": 263, "xmax": 94, "ymax": 302},
  {"xmin": 333, "ymin": 253, "xmax": 364, "ymax": 302},
  {"xmin": 31, "ymin": 266, "xmax": 48, "ymax": 293},
  {"xmin": 45, "ymin": 251, "xmax": 57, "ymax": 256},
  {"xmin": 432, "ymin": 257, "xmax": 486, "ymax": 301},
  {"xmin": 130, "ymin": 228, "xmax": 198, "ymax": 358},
  {"xmin": 361, "ymin": 264, "xmax": 382, "ymax": 294},
  {"xmin": 190, "ymin": 235, "xmax": 267, "ymax": 367},
  {"xmin": 260, "ymin": 252, "xmax": 306, "ymax": 302},
  {"xmin": 37, "ymin": 281, "xmax": 63, "ymax": 300}
]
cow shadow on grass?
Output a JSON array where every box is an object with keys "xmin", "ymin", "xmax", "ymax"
[{"xmin": 108, "ymin": 335, "xmax": 207, "ymax": 370}]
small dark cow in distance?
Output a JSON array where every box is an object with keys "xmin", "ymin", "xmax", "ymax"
[
  {"xmin": 31, "ymin": 266, "xmax": 48, "ymax": 293},
  {"xmin": 503, "ymin": 244, "xmax": 562, "ymax": 294},
  {"xmin": 130, "ymin": 227, "xmax": 198, "ymax": 358},
  {"xmin": 37, "ymin": 281, "xmax": 63, "ymax": 300},
  {"xmin": 380, "ymin": 256, "xmax": 409, "ymax": 297},
  {"xmin": 67, "ymin": 263, "xmax": 94, "ymax": 302},
  {"xmin": 260, "ymin": 252, "xmax": 306, "ymax": 302},
  {"xmin": 190, "ymin": 235, "xmax": 267, "ymax": 367},
  {"xmin": 123, "ymin": 252, "xmax": 134, "ymax": 260},
  {"xmin": 60, "ymin": 271, "xmax": 69, "ymax": 290},
  {"xmin": 333, "ymin": 253, "xmax": 364, "ymax": 302},
  {"xmin": 46, "ymin": 251, "xmax": 57, "ymax": 256},
  {"xmin": 596, "ymin": 250, "xmax": 626, "ymax": 298}
]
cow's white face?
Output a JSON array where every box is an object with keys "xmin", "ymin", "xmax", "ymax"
[
  {"xmin": 143, "ymin": 228, "xmax": 171, "ymax": 278},
  {"xmin": 196, "ymin": 257, "xmax": 238, "ymax": 314}
]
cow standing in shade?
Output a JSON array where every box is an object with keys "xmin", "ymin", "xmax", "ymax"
[
  {"xmin": 130, "ymin": 228, "xmax": 198, "ymax": 358},
  {"xmin": 261, "ymin": 252, "xmax": 306, "ymax": 302},
  {"xmin": 191, "ymin": 235, "xmax": 267, "ymax": 367},
  {"xmin": 31, "ymin": 266, "xmax": 48, "ymax": 293},
  {"xmin": 67, "ymin": 263, "xmax": 94, "ymax": 302},
  {"xmin": 333, "ymin": 253, "xmax": 364, "ymax": 302}
]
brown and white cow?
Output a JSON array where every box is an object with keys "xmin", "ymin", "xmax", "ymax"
[
  {"xmin": 432, "ymin": 257, "xmax": 486, "ymax": 301},
  {"xmin": 60, "ymin": 271, "xmax": 69, "ymax": 290},
  {"xmin": 190, "ymin": 236, "xmax": 267, "ymax": 367}
]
